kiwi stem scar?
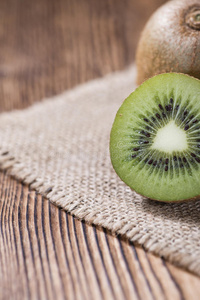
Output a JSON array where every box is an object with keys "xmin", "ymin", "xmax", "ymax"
[{"xmin": 185, "ymin": 8, "xmax": 200, "ymax": 30}]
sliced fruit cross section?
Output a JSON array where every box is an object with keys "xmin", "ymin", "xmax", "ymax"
[{"xmin": 110, "ymin": 73, "xmax": 200, "ymax": 202}]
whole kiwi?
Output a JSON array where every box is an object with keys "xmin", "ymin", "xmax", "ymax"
[{"xmin": 136, "ymin": 0, "xmax": 200, "ymax": 85}]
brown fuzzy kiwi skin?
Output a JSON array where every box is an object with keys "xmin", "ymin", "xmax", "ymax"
[{"xmin": 136, "ymin": 0, "xmax": 200, "ymax": 85}]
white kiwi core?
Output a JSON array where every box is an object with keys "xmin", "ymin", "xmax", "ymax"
[{"xmin": 151, "ymin": 121, "xmax": 188, "ymax": 153}]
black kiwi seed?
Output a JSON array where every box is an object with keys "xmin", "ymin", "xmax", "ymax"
[
  {"xmin": 156, "ymin": 113, "xmax": 161, "ymax": 119},
  {"xmin": 184, "ymin": 125, "xmax": 189, "ymax": 130},
  {"xmin": 165, "ymin": 166, "xmax": 168, "ymax": 171},
  {"xmin": 145, "ymin": 132, "xmax": 151, "ymax": 137},
  {"xmin": 193, "ymin": 119, "xmax": 198, "ymax": 124},
  {"xmin": 191, "ymin": 153, "xmax": 196, "ymax": 157},
  {"xmin": 133, "ymin": 148, "xmax": 139, "ymax": 151},
  {"xmin": 165, "ymin": 158, "xmax": 169, "ymax": 164},
  {"xmin": 159, "ymin": 104, "xmax": 163, "ymax": 110},
  {"xmin": 173, "ymin": 156, "xmax": 177, "ymax": 161},
  {"xmin": 153, "ymin": 160, "xmax": 157, "ymax": 166},
  {"xmin": 184, "ymin": 110, "xmax": 188, "ymax": 116},
  {"xmin": 151, "ymin": 117, "xmax": 156, "ymax": 122},
  {"xmin": 132, "ymin": 154, "xmax": 137, "ymax": 158},
  {"xmin": 165, "ymin": 105, "xmax": 169, "ymax": 111},
  {"xmin": 183, "ymin": 157, "xmax": 187, "ymax": 163},
  {"xmin": 195, "ymin": 157, "xmax": 200, "ymax": 163},
  {"xmin": 168, "ymin": 105, "xmax": 172, "ymax": 111},
  {"xmin": 143, "ymin": 141, "xmax": 149, "ymax": 144},
  {"xmin": 148, "ymin": 159, "xmax": 153, "ymax": 164},
  {"xmin": 175, "ymin": 105, "xmax": 179, "ymax": 110},
  {"xmin": 170, "ymin": 98, "xmax": 173, "ymax": 104},
  {"xmin": 162, "ymin": 112, "xmax": 166, "ymax": 118},
  {"xmin": 144, "ymin": 118, "xmax": 149, "ymax": 122}
]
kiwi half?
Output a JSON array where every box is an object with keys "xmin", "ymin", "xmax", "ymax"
[{"xmin": 110, "ymin": 73, "xmax": 200, "ymax": 202}]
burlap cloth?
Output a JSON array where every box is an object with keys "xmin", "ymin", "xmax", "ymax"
[{"xmin": 0, "ymin": 65, "xmax": 200, "ymax": 276}]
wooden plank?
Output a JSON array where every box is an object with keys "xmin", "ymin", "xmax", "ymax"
[
  {"xmin": 0, "ymin": 174, "xmax": 200, "ymax": 299},
  {"xmin": 0, "ymin": 0, "xmax": 200, "ymax": 299}
]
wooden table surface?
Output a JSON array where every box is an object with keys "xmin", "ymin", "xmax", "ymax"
[{"xmin": 0, "ymin": 0, "xmax": 200, "ymax": 299}]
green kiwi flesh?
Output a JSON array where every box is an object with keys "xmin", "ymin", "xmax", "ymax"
[{"xmin": 110, "ymin": 73, "xmax": 200, "ymax": 202}]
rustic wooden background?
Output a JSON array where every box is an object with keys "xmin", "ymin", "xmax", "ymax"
[{"xmin": 0, "ymin": 0, "xmax": 200, "ymax": 299}]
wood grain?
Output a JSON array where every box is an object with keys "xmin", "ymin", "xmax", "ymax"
[
  {"xmin": 0, "ymin": 0, "xmax": 200, "ymax": 299},
  {"xmin": 1, "ymin": 172, "xmax": 200, "ymax": 300}
]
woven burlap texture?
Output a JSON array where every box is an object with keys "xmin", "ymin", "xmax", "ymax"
[{"xmin": 0, "ymin": 65, "xmax": 200, "ymax": 275}]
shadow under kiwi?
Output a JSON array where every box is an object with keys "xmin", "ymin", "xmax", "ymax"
[{"xmin": 141, "ymin": 196, "xmax": 200, "ymax": 227}]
